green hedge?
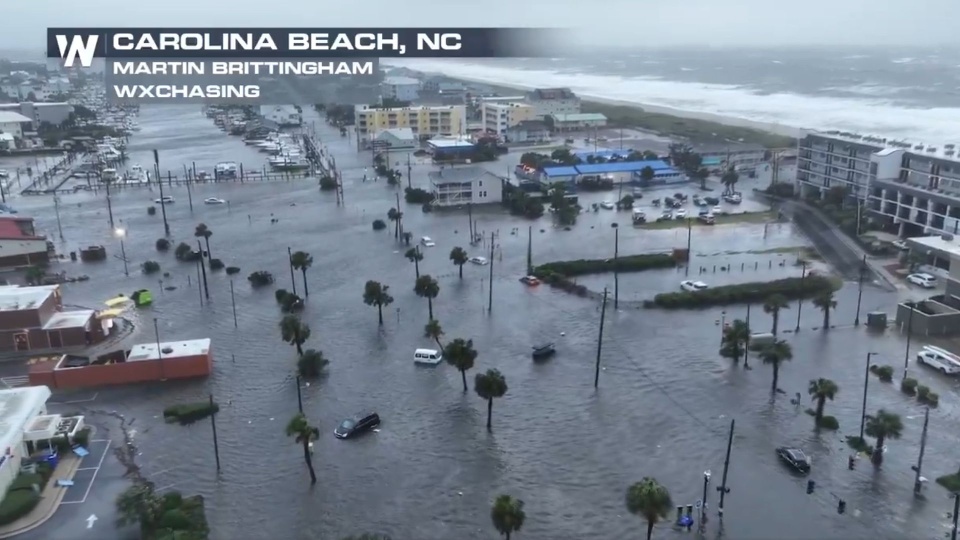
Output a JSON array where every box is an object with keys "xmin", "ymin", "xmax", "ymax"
[
  {"xmin": 536, "ymin": 253, "xmax": 677, "ymax": 277},
  {"xmin": 163, "ymin": 402, "xmax": 220, "ymax": 425},
  {"xmin": 9, "ymin": 473, "xmax": 43, "ymax": 492},
  {"xmin": 0, "ymin": 490, "xmax": 40, "ymax": 525},
  {"xmin": 647, "ymin": 275, "xmax": 835, "ymax": 309}
]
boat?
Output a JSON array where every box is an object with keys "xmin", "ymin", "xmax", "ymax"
[
  {"xmin": 204, "ymin": 197, "xmax": 226, "ymax": 205},
  {"xmin": 271, "ymin": 158, "xmax": 311, "ymax": 171},
  {"xmin": 532, "ymin": 343, "xmax": 556, "ymax": 360},
  {"xmin": 215, "ymin": 162, "xmax": 238, "ymax": 179},
  {"xmin": 124, "ymin": 164, "xmax": 150, "ymax": 184}
]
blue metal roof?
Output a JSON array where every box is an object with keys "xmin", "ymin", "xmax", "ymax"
[
  {"xmin": 574, "ymin": 149, "xmax": 632, "ymax": 160},
  {"xmin": 574, "ymin": 160, "xmax": 671, "ymax": 175},
  {"xmin": 543, "ymin": 166, "xmax": 580, "ymax": 177}
]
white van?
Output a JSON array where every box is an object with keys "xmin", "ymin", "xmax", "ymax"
[
  {"xmin": 414, "ymin": 348, "xmax": 443, "ymax": 366},
  {"xmin": 916, "ymin": 345, "xmax": 960, "ymax": 375}
]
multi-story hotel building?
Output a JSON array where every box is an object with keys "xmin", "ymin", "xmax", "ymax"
[
  {"xmin": 481, "ymin": 102, "xmax": 537, "ymax": 137},
  {"xmin": 796, "ymin": 130, "xmax": 960, "ymax": 237},
  {"xmin": 525, "ymin": 88, "xmax": 581, "ymax": 119},
  {"xmin": 354, "ymin": 104, "xmax": 466, "ymax": 147}
]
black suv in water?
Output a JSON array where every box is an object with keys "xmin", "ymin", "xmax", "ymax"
[
  {"xmin": 334, "ymin": 412, "xmax": 380, "ymax": 439},
  {"xmin": 776, "ymin": 447, "xmax": 811, "ymax": 473}
]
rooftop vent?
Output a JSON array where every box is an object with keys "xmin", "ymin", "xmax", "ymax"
[
  {"xmin": 946, "ymin": 144, "xmax": 956, "ymax": 150},
  {"xmin": 915, "ymin": 145, "xmax": 925, "ymax": 150},
  {"xmin": 943, "ymin": 234, "xmax": 955, "ymax": 241},
  {"xmin": 928, "ymin": 147, "xmax": 937, "ymax": 153},
  {"xmin": 161, "ymin": 347, "xmax": 174, "ymax": 354},
  {"xmin": 947, "ymin": 150, "xmax": 955, "ymax": 157}
]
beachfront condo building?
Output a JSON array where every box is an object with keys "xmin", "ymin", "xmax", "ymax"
[
  {"xmin": 796, "ymin": 130, "xmax": 960, "ymax": 237},
  {"xmin": 481, "ymin": 102, "xmax": 537, "ymax": 137},
  {"xmin": 380, "ymin": 76, "xmax": 421, "ymax": 102},
  {"xmin": 690, "ymin": 142, "xmax": 766, "ymax": 172},
  {"xmin": 526, "ymin": 88, "xmax": 581, "ymax": 120},
  {"xmin": 354, "ymin": 104, "xmax": 466, "ymax": 147}
]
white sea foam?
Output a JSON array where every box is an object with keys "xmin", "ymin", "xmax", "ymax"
[{"xmin": 388, "ymin": 59, "xmax": 960, "ymax": 144}]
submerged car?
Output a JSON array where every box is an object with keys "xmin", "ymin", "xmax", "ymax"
[
  {"xmin": 680, "ymin": 280, "xmax": 708, "ymax": 292},
  {"xmin": 154, "ymin": 196, "xmax": 175, "ymax": 204},
  {"xmin": 204, "ymin": 197, "xmax": 226, "ymax": 205},
  {"xmin": 600, "ymin": 201, "xmax": 615, "ymax": 210},
  {"xmin": 776, "ymin": 447, "xmax": 811, "ymax": 473},
  {"xmin": 519, "ymin": 275, "xmax": 540, "ymax": 286},
  {"xmin": 469, "ymin": 256, "xmax": 489, "ymax": 265},
  {"xmin": 334, "ymin": 412, "xmax": 380, "ymax": 439}
]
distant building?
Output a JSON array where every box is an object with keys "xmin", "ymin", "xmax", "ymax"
[
  {"xmin": 380, "ymin": 76, "xmax": 420, "ymax": 102},
  {"xmin": 691, "ymin": 142, "xmax": 766, "ymax": 172},
  {"xmin": 0, "ymin": 217, "xmax": 50, "ymax": 267},
  {"xmin": 506, "ymin": 120, "xmax": 550, "ymax": 144},
  {"xmin": 0, "ymin": 385, "xmax": 59, "ymax": 500},
  {"xmin": 0, "ymin": 111, "xmax": 32, "ymax": 140},
  {"xmin": 0, "ymin": 103, "xmax": 73, "ymax": 130},
  {"xmin": 354, "ymin": 104, "xmax": 466, "ymax": 146},
  {"xmin": 427, "ymin": 138, "xmax": 476, "ymax": 162},
  {"xmin": 481, "ymin": 102, "xmax": 537, "ymax": 137},
  {"xmin": 373, "ymin": 128, "xmax": 417, "ymax": 150},
  {"xmin": 0, "ymin": 285, "xmax": 106, "ymax": 352},
  {"xmin": 549, "ymin": 113, "xmax": 607, "ymax": 132},
  {"xmin": 526, "ymin": 88, "xmax": 581, "ymax": 119},
  {"xmin": 429, "ymin": 167, "xmax": 503, "ymax": 207},
  {"xmin": 258, "ymin": 105, "xmax": 301, "ymax": 128}
]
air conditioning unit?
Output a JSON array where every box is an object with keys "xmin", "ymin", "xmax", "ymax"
[{"xmin": 942, "ymin": 234, "xmax": 955, "ymax": 241}]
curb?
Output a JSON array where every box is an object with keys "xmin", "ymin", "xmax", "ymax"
[{"xmin": 0, "ymin": 426, "xmax": 99, "ymax": 539}]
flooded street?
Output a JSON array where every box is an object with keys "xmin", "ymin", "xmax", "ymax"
[{"xmin": 3, "ymin": 106, "xmax": 960, "ymax": 540}]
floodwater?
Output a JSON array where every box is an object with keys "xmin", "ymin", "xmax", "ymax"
[{"xmin": 3, "ymin": 107, "xmax": 960, "ymax": 540}]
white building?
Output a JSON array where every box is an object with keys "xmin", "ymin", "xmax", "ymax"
[
  {"xmin": 373, "ymin": 128, "xmax": 417, "ymax": 150},
  {"xmin": 259, "ymin": 105, "xmax": 301, "ymax": 128},
  {"xmin": 429, "ymin": 167, "xmax": 503, "ymax": 207},
  {"xmin": 549, "ymin": 113, "xmax": 607, "ymax": 132},
  {"xmin": 796, "ymin": 131, "xmax": 884, "ymax": 201},
  {"xmin": 691, "ymin": 142, "xmax": 767, "ymax": 172},
  {"xmin": 0, "ymin": 103, "xmax": 73, "ymax": 130},
  {"xmin": 0, "ymin": 111, "xmax": 31, "ymax": 140},
  {"xmin": 0, "ymin": 386, "xmax": 56, "ymax": 499},
  {"xmin": 481, "ymin": 102, "xmax": 537, "ymax": 137},
  {"xmin": 380, "ymin": 77, "xmax": 420, "ymax": 102},
  {"xmin": 526, "ymin": 88, "xmax": 581, "ymax": 119}
]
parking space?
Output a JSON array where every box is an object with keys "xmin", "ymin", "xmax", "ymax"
[{"xmin": 60, "ymin": 439, "xmax": 110, "ymax": 505}]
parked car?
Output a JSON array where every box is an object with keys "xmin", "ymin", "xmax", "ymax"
[
  {"xmin": 532, "ymin": 343, "xmax": 556, "ymax": 360},
  {"xmin": 776, "ymin": 447, "xmax": 811, "ymax": 473},
  {"xmin": 680, "ymin": 280, "xmax": 708, "ymax": 292},
  {"xmin": 204, "ymin": 197, "xmax": 226, "ymax": 205},
  {"xmin": 697, "ymin": 214, "xmax": 716, "ymax": 225},
  {"xmin": 334, "ymin": 412, "xmax": 381, "ymax": 439},
  {"xmin": 907, "ymin": 273, "xmax": 936, "ymax": 289},
  {"xmin": 414, "ymin": 348, "xmax": 443, "ymax": 366},
  {"xmin": 916, "ymin": 345, "xmax": 960, "ymax": 375},
  {"xmin": 154, "ymin": 196, "xmax": 175, "ymax": 204},
  {"xmin": 600, "ymin": 201, "xmax": 615, "ymax": 210},
  {"xmin": 657, "ymin": 211, "xmax": 673, "ymax": 222},
  {"xmin": 469, "ymin": 256, "xmax": 489, "ymax": 265},
  {"xmin": 519, "ymin": 275, "xmax": 540, "ymax": 286},
  {"xmin": 712, "ymin": 205, "xmax": 722, "ymax": 215},
  {"xmin": 675, "ymin": 209, "xmax": 687, "ymax": 219},
  {"xmin": 420, "ymin": 236, "xmax": 436, "ymax": 247},
  {"xmin": 892, "ymin": 239, "xmax": 909, "ymax": 251}
]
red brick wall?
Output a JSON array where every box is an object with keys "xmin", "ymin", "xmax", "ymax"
[{"xmin": 37, "ymin": 352, "xmax": 213, "ymax": 390}]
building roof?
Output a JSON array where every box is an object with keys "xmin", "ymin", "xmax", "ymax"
[
  {"xmin": 509, "ymin": 120, "xmax": 548, "ymax": 131},
  {"xmin": 0, "ymin": 217, "xmax": 40, "ymax": 240},
  {"xmin": 377, "ymin": 128, "xmax": 415, "ymax": 141},
  {"xmin": 543, "ymin": 166, "xmax": 580, "ymax": 177},
  {"xmin": 577, "ymin": 160, "xmax": 671, "ymax": 175},
  {"xmin": 383, "ymin": 76, "xmax": 420, "ymax": 86},
  {"xmin": 551, "ymin": 113, "xmax": 607, "ymax": 123},
  {"xmin": 0, "ymin": 386, "xmax": 51, "ymax": 457},
  {"xmin": 0, "ymin": 285, "xmax": 57, "ymax": 312},
  {"xmin": 0, "ymin": 111, "xmax": 31, "ymax": 124},
  {"xmin": 428, "ymin": 138, "xmax": 474, "ymax": 149},
  {"xmin": 529, "ymin": 88, "xmax": 576, "ymax": 100},
  {"xmin": 127, "ymin": 338, "xmax": 212, "ymax": 362},
  {"xmin": 42, "ymin": 310, "xmax": 94, "ymax": 331},
  {"xmin": 428, "ymin": 167, "xmax": 500, "ymax": 185},
  {"xmin": 690, "ymin": 142, "xmax": 766, "ymax": 153}
]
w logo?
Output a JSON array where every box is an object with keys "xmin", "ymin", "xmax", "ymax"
[{"xmin": 55, "ymin": 35, "xmax": 99, "ymax": 68}]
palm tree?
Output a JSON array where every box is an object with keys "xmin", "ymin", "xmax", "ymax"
[
  {"xmin": 424, "ymin": 319, "xmax": 444, "ymax": 349},
  {"xmin": 808, "ymin": 378, "xmax": 839, "ymax": 424},
  {"xmin": 865, "ymin": 409, "xmax": 904, "ymax": 466},
  {"xmin": 763, "ymin": 294, "xmax": 790, "ymax": 336},
  {"xmin": 279, "ymin": 315, "xmax": 311, "ymax": 356},
  {"xmin": 291, "ymin": 251, "xmax": 314, "ymax": 297},
  {"xmin": 444, "ymin": 338, "xmax": 477, "ymax": 392},
  {"xmin": 285, "ymin": 413, "xmax": 319, "ymax": 484},
  {"xmin": 387, "ymin": 207, "xmax": 403, "ymax": 239},
  {"xmin": 475, "ymin": 369, "xmax": 508, "ymax": 430},
  {"xmin": 194, "ymin": 223, "xmax": 213, "ymax": 262},
  {"xmin": 363, "ymin": 280, "xmax": 394, "ymax": 325},
  {"xmin": 414, "ymin": 274, "xmax": 440, "ymax": 321},
  {"xmin": 450, "ymin": 246, "xmax": 469, "ymax": 279},
  {"xmin": 721, "ymin": 168, "xmax": 739, "ymax": 195},
  {"xmin": 812, "ymin": 291, "xmax": 837, "ymax": 330},
  {"xmin": 625, "ymin": 477, "xmax": 673, "ymax": 540},
  {"xmin": 405, "ymin": 247, "xmax": 423, "ymax": 279},
  {"xmin": 115, "ymin": 481, "xmax": 161, "ymax": 533},
  {"xmin": 760, "ymin": 339, "xmax": 793, "ymax": 393},
  {"xmin": 298, "ymin": 349, "xmax": 329, "ymax": 378},
  {"xmin": 490, "ymin": 495, "xmax": 525, "ymax": 540},
  {"xmin": 719, "ymin": 319, "xmax": 750, "ymax": 364}
]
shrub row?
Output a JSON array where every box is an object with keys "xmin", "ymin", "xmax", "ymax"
[
  {"xmin": 647, "ymin": 275, "xmax": 834, "ymax": 309},
  {"xmin": 536, "ymin": 253, "xmax": 677, "ymax": 278},
  {"xmin": 0, "ymin": 490, "xmax": 39, "ymax": 525},
  {"xmin": 163, "ymin": 402, "xmax": 220, "ymax": 425}
]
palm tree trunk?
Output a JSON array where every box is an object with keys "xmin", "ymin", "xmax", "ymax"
[
  {"xmin": 204, "ymin": 237, "xmax": 212, "ymax": 263},
  {"xmin": 377, "ymin": 304, "xmax": 383, "ymax": 325},
  {"xmin": 505, "ymin": 533, "xmax": 510, "ymax": 540},
  {"xmin": 427, "ymin": 298, "xmax": 433, "ymax": 320},
  {"xmin": 459, "ymin": 264, "xmax": 463, "ymax": 279},
  {"xmin": 815, "ymin": 398, "xmax": 825, "ymax": 421},
  {"xmin": 301, "ymin": 269, "xmax": 309, "ymax": 297},
  {"xmin": 771, "ymin": 312, "xmax": 779, "ymax": 336},
  {"xmin": 823, "ymin": 309, "xmax": 830, "ymax": 330},
  {"xmin": 303, "ymin": 440, "xmax": 317, "ymax": 484},
  {"xmin": 435, "ymin": 337, "xmax": 444, "ymax": 350},
  {"xmin": 772, "ymin": 363, "xmax": 779, "ymax": 393},
  {"xmin": 872, "ymin": 436, "xmax": 885, "ymax": 465},
  {"xmin": 486, "ymin": 398, "xmax": 493, "ymax": 430},
  {"xmin": 460, "ymin": 369, "xmax": 467, "ymax": 392},
  {"xmin": 414, "ymin": 258, "xmax": 420, "ymax": 279},
  {"xmin": 646, "ymin": 521, "xmax": 654, "ymax": 540},
  {"xmin": 296, "ymin": 341, "xmax": 303, "ymax": 356},
  {"xmin": 394, "ymin": 218, "xmax": 399, "ymax": 239}
]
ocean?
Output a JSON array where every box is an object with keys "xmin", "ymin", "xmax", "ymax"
[{"xmin": 387, "ymin": 47, "xmax": 960, "ymax": 143}]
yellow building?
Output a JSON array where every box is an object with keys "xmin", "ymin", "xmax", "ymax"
[
  {"xmin": 481, "ymin": 102, "xmax": 537, "ymax": 137},
  {"xmin": 355, "ymin": 104, "xmax": 466, "ymax": 147}
]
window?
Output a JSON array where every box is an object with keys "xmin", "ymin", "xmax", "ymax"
[{"xmin": 478, "ymin": 180, "xmax": 483, "ymax": 187}]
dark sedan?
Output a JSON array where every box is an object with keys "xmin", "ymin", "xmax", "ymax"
[
  {"xmin": 776, "ymin": 447, "xmax": 811, "ymax": 473},
  {"xmin": 334, "ymin": 412, "xmax": 380, "ymax": 439}
]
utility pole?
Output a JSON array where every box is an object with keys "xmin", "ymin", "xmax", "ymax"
[
  {"xmin": 154, "ymin": 318, "xmax": 166, "ymax": 380},
  {"xmin": 395, "ymin": 192, "xmax": 402, "ymax": 239},
  {"xmin": 795, "ymin": 261, "xmax": 807, "ymax": 332},
  {"xmin": 613, "ymin": 224, "xmax": 620, "ymax": 309},
  {"xmin": 154, "ymin": 150, "xmax": 170, "ymax": 235},
  {"xmin": 855, "ymin": 255, "xmax": 866, "ymax": 326},
  {"xmin": 230, "ymin": 279, "xmax": 238, "ymax": 328},
  {"xmin": 197, "ymin": 240, "xmax": 209, "ymax": 300},
  {"xmin": 185, "ymin": 171, "xmax": 194, "ymax": 212},
  {"xmin": 743, "ymin": 303, "xmax": 751, "ymax": 368},
  {"xmin": 105, "ymin": 177, "xmax": 115, "ymax": 228},
  {"xmin": 296, "ymin": 374, "xmax": 303, "ymax": 413},
  {"xmin": 913, "ymin": 406, "xmax": 929, "ymax": 496},
  {"xmin": 287, "ymin": 247, "xmax": 298, "ymax": 295},
  {"xmin": 468, "ymin": 204, "xmax": 474, "ymax": 242},
  {"xmin": 860, "ymin": 352, "xmax": 876, "ymax": 441},
  {"xmin": 487, "ymin": 231, "xmax": 494, "ymax": 312},
  {"xmin": 904, "ymin": 304, "xmax": 915, "ymax": 380},
  {"xmin": 716, "ymin": 419, "xmax": 735, "ymax": 518},
  {"xmin": 526, "ymin": 225, "xmax": 533, "ymax": 275},
  {"xmin": 195, "ymin": 258, "xmax": 203, "ymax": 306},
  {"xmin": 699, "ymin": 470, "xmax": 711, "ymax": 532},
  {"xmin": 952, "ymin": 492, "xmax": 960, "ymax": 540},
  {"xmin": 594, "ymin": 288, "xmax": 608, "ymax": 388},
  {"xmin": 406, "ymin": 153, "xmax": 412, "ymax": 189},
  {"xmin": 685, "ymin": 218, "xmax": 692, "ymax": 276},
  {"xmin": 53, "ymin": 196, "xmax": 64, "ymax": 240},
  {"xmin": 209, "ymin": 393, "xmax": 221, "ymax": 471}
]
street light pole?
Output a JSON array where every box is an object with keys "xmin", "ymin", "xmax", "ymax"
[
  {"xmin": 854, "ymin": 254, "xmax": 866, "ymax": 326},
  {"xmin": 115, "ymin": 228, "xmax": 128, "ymax": 276},
  {"xmin": 795, "ymin": 261, "xmax": 807, "ymax": 332},
  {"xmin": 904, "ymin": 304, "xmax": 915, "ymax": 380},
  {"xmin": 699, "ymin": 470, "xmax": 711, "ymax": 531},
  {"xmin": 54, "ymin": 196, "xmax": 64, "ymax": 240},
  {"xmin": 859, "ymin": 352, "xmax": 876, "ymax": 442}
]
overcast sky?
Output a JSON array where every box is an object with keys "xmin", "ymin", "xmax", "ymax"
[{"xmin": 2, "ymin": 0, "xmax": 959, "ymax": 49}]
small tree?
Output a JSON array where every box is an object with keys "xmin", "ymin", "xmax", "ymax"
[
  {"xmin": 174, "ymin": 242, "xmax": 195, "ymax": 261},
  {"xmin": 449, "ymin": 246, "xmax": 469, "ymax": 279},
  {"xmin": 640, "ymin": 166, "xmax": 655, "ymax": 185},
  {"xmin": 141, "ymin": 261, "xmax": 161, "ymax": 275},
  {"xmin": 155, "ymin": 238, "xmax": 170, "ymax": 251},
  {"xmin": 25, "ymin": 266, "xmax": 44, "ymax": 285},
  {"xmin": 405, "ymin": 247, "xmax": 423, "ymax": 279},
  {"xmin": 808, "ymin": 378, "xmax": 839, "ymax": 426},
  {"xmin": 424, "ymin": 319, "xmax": 444, "ymax": 349},
  {"xmin": 719, "ymin": 319, "xmax": 749, "ymax": 364},
  {"xmin": 812, "ymin": 291, "xmax": 837, "ymax": 330},
  {"xmin": 760, "ymin": 339, "xmax": 793, "ymax": 393},
  {"xmin": 387, "ymin": 207, "xmax": 403, "ymax": 239},
  {"xmin": 490, "ymin": 495, "xmax": 525, "ymax": 540},
  {"xmin": 372, "ymin": 219, "xmax": 387, "ymax": 231},
  {"xmin": 298, "ymin": 349, "xmax": 329, "ymax": 378},
  {"xmin": 279, "ymin": 315, "xmax": 311, "ymax": 356},
  {"xmin": 285, "ymin": 413, "xmax": 319, "ymax": 484},
  {"xmin": 248, "ymin": 271, "xmax": 274, "ymax": 287},
  {"xmin": 291, "ymin": 251, "xmax": 314, "ymax": 297},
  {"xmin": 865, "ymin": 409, "xmax": 903, "ymax": 466},
  {"xmin": 444, "ymin": 338, "xmax": 477, "ymax": 392},
  {"xmin": 721, "ymin": 168, "xmax": 739, "ymax": 195},
  {"xmin": 194, "ymin": 223, "xmax": 214, "ymax": 262},
  {"xmin": 625, "ymin": 477, "xmax": 673, "ymax": 540},
  {"xmin": 763, "ymin": 294, "xmax": 790, "ymax": 336},
  {"xmin": 363, "ymin": 280, "xmax": 394, "ymax": 326},
  {"xmin": 475, "ymin": 369, "xmax": 508, "ymax": 430},
  {"xmin": 414, "ymin": 274, "xmax": 440, "ymax": 321}
]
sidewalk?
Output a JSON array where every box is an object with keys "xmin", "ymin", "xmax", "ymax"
[{"xmin": 0, "ymin": 453, "xmax": 83, "ymax": 538}]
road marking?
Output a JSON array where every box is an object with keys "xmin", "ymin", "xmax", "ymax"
[
  {"xmin": 85, "ymin": 514, "xmax": 97, "ymax": 528},
  {"xmin": 61, "ymin": 440, "xmax": 112, "ymax": 505},
  {"xmin": 75, "ymin": 467, "xmax": 99, "ymax": 471}
]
